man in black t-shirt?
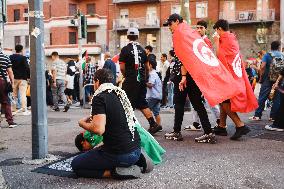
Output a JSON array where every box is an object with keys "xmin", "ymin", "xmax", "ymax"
[
  {"xmin": 119, "ymin": 28, "xmax": 162, "ymax": 134},
  {"xmin": 71, "ymin": 69, "xmax": 147, "ymax": 179}
]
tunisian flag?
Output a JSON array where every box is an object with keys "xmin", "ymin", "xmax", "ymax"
[
  {"xmin": 173, "ymin": 23, "xmax": 240, "ymax": 106},
  {"xmin": 217, "ymin": 32, "xmax": 258, "ymax": 113}
]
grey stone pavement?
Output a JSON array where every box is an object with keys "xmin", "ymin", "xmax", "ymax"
[{"xmin": 0, "ymin": 105, "xmax": 283, "ymax": 189}]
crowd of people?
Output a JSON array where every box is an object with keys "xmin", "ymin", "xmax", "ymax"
[{"xmin": 1, "ymin": 13, "xmax": 283, "ymax": 179}]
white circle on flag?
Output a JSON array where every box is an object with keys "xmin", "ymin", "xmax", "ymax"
[
  {"xmin": 232, "ymin": 53, "xmax": 242, "ymax": 78},
  {"xmin": 193, "ymin": 39, "xmax": 219, "ymax": 67}
]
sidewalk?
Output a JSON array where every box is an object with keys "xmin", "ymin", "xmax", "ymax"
[{"xmin": 0, "ymin": 106, "xmax": 283, "ymax": 189}]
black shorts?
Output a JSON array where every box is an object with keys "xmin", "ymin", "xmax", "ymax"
[
  {"xmin": 122, "ymin": 79, "xmax": 148, "ymax": 110},
  {"xmin": 65, "ymin": 88, "xmax": 74, "ymax": 96}
]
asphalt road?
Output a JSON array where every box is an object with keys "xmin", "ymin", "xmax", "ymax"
[{"xmin": 0, "ymin": 106, "xmax": 283, "ymax": 189}]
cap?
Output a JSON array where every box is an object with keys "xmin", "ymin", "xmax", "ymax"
[
  {"xmin": 163, "ymin": 13, "xmax": 183, "ymax": 26},
  {"xmin": 127, "ymin": 27, "xmax": 139, "ymax": 36}
]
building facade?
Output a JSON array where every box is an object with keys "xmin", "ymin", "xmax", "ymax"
[
  {"xmin": 4, "ymin": 0, "xmax": 107, "ymax": 58},
  {"xmin": 3, "ymin": 0, "xmax": 281, "ymax": 59},
  {"xmin": 108, "ymin": 0, "xmax": 281, "ymax": 58}
]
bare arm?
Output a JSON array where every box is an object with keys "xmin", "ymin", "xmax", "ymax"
[
  {"xmin": 146, "ymin": 82, "xmax": 153, "ymax": 88},
  {"xmin": 7, "ymin": 67, "xmax": 14, "ymax": 84},
  {"xmin": 78, "ymin": 114, "xmax": 106, "ymax": 135},
  {"xmin": 259, "ymin": 61, "xmax": 266, "ymax": 78}
]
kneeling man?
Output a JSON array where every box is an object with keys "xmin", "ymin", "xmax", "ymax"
[{"xmin": 71, "ymin": 69, "xmax": 143, "ymax": 179}]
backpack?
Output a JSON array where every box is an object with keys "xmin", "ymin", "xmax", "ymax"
[{"xmin": 268, "ymin": 53, "xmax": 284, "ymax": 82}]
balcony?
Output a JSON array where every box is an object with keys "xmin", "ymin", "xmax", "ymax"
[
  {"xmin": 113, "ymin": 17, "xmax": 160, "ymax": 30},
  {"xmin": 219, "ymin": 9, "xmax": 275, "ymax": 24},
  {"xmin": 113, "ymin": 0, "xmax": 160, "ymax": 4}
]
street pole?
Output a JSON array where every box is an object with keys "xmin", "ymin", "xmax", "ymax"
[
  {"xmin": 77, "ymin": 10, "xmax": 84, "ymax": 101},
  {"xmin": 280, "ymin": 0, "xmax": 284, "ymax": 50},
  {"xmin": 28, "ymin": 0, "xmax": 48, "ymax": 159},
  {"xmin": 0, "ymin": 0, "xmax": 5, "ymax": 46}
]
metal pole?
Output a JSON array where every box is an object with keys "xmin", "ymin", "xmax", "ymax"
[
  {"xmin": 280, "ymin": 0, "xmax": 284, "ymax": 50},
  {"xmin": 77, "ymin": 10, "xmax": 84, "ymax": 101},
  {"xmin": 28, "ymin": 0, "xmax": 48, "ymax": 159}
]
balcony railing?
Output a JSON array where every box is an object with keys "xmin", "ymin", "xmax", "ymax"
[
  {"xmin": 113, "ymin": 17, "xmax": 160, "ymax": 30},
  {"xmin": 219, "ymin": 9, "xmax": 275, "ymax": 24},
  {"xmin": 113, "ymin": 0, "xmax": 160, "ymax": 3}
]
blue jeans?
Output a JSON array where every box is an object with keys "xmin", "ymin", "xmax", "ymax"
[
  {"xmin": 147, "ymin": 98, "xmax": 161, "ymax": 117},
  {"xmin": 255, "ymin": 80, "xmax": 281, "ymax": 119},
  {"xmin": 71, "ymin": 147, "xmax": 141, "ymax": 178},
  {"xmin": 272, "ymin": 92, "xmax": 284, "ymax": 128}
]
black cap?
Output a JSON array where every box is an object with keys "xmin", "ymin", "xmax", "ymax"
[{"xmin": 163, "ymin": 13, "xmax": 183, "ymax": 26}]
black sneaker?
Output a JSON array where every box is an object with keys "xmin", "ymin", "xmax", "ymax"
[
  {"xmin": 63, "ymin": 104, "xmax": 70, "ymax": 112},
  {"xmin": 148, "ymin": 123, "xmax": 162, "ymax": 135},
  {"xmin": 230, "ymin": 125, "xmax": 251, "ymax": 140},
  {"xmin": 112, "ymin": 165, "xmax": 142, "ymax": 180},
  {"xmin": 164, "ymin": 131, "xmax": 183, "ymax": 141},
  {"xmin": 213, "ymin": 126, "xmax": 228, "ymax": 136},
  {"xmin": 52, "ymin": 107, "xmax": 60, "ymax": 112},
  {"xmin": 195, "ymin": 133, "xmax": 216, "ymax": 144}
]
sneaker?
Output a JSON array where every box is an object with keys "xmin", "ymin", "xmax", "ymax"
[
  {"xmin": 230, "ymin": 125, "xmax": 251, "ymax": 140},
  {"xmin": 265, "ymin": 125, "xmax": 284, "ymax": 132},
  {"xmin": 164, "ymin": 131, "xmax": 183, "ymax": 141},
  {"xmin": 52, "ymin": 107, "xmax": 60, "ymax": 112},
  {"xmin": 213, "ymin": 126, "xmax": 228, "ymax": 136},
  {"xmin": 148, "ymin": 123, "xmax": 162, "ymax": 135},
  {"xmin": 184, "ymin": 122, "xmax": 201, "ymax": 131},
  {"xmin": 8, "ymin": 122, "xmax": 18, "ymax": 128},
  {"xmin": 21, "ymin": 111, "xmax": 31, "ymax": 116},
  {"xmin": 135, "ymin": 152, "xmax": 153, "ymax": 173},
  {"xmin": 112, "ymin": 165, "xmax": 142, "ymax": 180},
  {"xmin": 195, "ymin": 133, "xmax": 216, "ymax": 144},
  {"xmin": 249, "ymin": 116, "xmax": 261, "ymax": 121},
  {"xmin": 63, "ymin": 105, "xmax": 70, "ymax": 112}
]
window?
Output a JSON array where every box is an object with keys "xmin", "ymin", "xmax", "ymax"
[
  {"xmin": 14, "ymin": 36, "xmax": 21, "ymax": 46},
  {"xmin": 146, "ymin": 7, "xmax": 157, "ymax": 26},
  {"xmin": 25, "ymin": 35, "xmax": 29, "ymax": 48},
  {"xmin": 50, "ymin": 33, "xmax": 52, "ymax": 45},
  {"xmin": 120, "ymin": 35, "xmax": 128, "ymax": 48},
  {"xmin": 87, "ymin": 4, "xmax": 95, "ymax": 15},
  {"xmin": 69, "ymin": 4, "xmax": 77, "ymax": 16},
  {"xmin": 196, "ymin": 2, "xmax": 208, "ymax": 18},
  {"xmin": 69, "ymin": 32, "xmax": 77, "ymax": 44},
  {"xmin": 24, "ymin": 8, "xmax": 28, "ymax": 21},
  {"xmin": 87, "ymin": 32, "xmax": 96, "ymax": 44},
  {"xmin": 146, "ymin": 34, "xmax": 157, "ymax": 48},
  {"xmin": 171, "ymin": 5, "xmax": 181, "ymax": 14},
  {"xmin": 14, "ymin": 9, "xmax": 20, "ymax": 22},
  {"xmin": 119, "ymin": 9, "xmax": 129, "ymax": 28}
]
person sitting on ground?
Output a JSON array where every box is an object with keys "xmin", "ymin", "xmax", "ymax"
[
  {"xmin": 75, "ymin": 130, "xmax": 103, "ymax": 152},
  {"xmin": 71, "ymin": 69, "xmax": 153, "ymax": 179}
]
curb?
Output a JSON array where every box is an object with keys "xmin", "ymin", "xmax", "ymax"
[{"xmin": 0, "ymin": 169, "xmax": 9, "ymax": 189}]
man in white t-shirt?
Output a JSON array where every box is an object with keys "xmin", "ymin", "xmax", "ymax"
[
  {"xmin": 160, "ymin": 53, "xmax": 169, "ymax": 107},
  {"xmin": 51, "ymin": 51, "xmax": 70, "ymax": 112}
]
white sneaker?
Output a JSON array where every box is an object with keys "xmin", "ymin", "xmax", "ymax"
[
  {"xmin": 249, "ymin": 116, "xmax": 261, "ymax": 121},
  {"xmin": 12, "ymin": 109, "xmax": 22, "ymax": 116},
  {"xmin": 21, "ymin": 111, "xmax": 31, "ymax": 116},
  {"xmin": 8, "ymin": 123, "xmax": 18, "ymax": 128},
  {"xmin": 265, "ymin": 125, "xmax": 284, "ymax": 132}
]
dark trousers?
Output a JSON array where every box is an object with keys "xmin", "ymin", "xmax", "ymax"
[
  {"xmin": 71, "ymin": 147, "xmax": 141, "ymax": 178},
  {"xmin": 273, "ymin": 92, "xmax": 284, "ymax": 128},
  {"xmin": 161, "ymin": 81, "xmax": 168, "ymax": 106},
  {"xmin": 0, "ymin": 79, "xmax": 13, "ymax": 124},
  {"xmin": 173, "ymin": 75, "xmax": 212, "ymax": 134}
]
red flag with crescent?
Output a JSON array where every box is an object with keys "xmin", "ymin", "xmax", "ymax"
[
  {"xmin": 217, "ymin": 32, "xmax": 258, "ymax": 113},
  {"xmin": 173, "ymin": 23, "xmax": 240, "ymax": 106}
]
